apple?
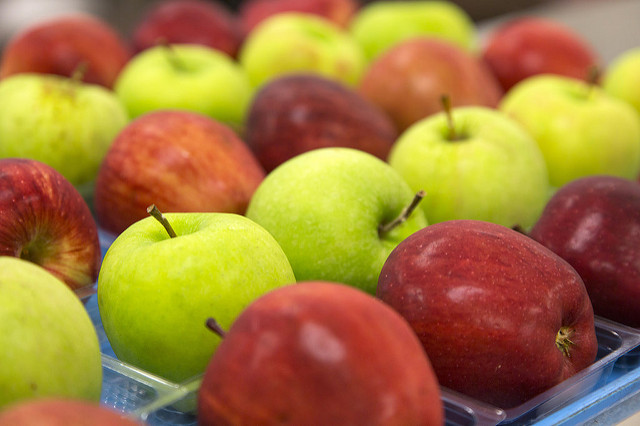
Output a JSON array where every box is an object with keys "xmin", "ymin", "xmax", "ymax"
[
  {"xmin": 348, "ymin": 0, "xmax": 476, "ymax": 62},
  {"xmin": 97, "ymin": 208, "xmax": 296, "ymax": 383},
  {"xmin": 0, "ymin": 158, "xmax": 101, "ymax": 291},
  {"xmin": 238, "ymin": 12, "xmax": 366, "ymax": 89},
  {"xmin": 114, "ymin": 44, "xmax": 252, "ymax": 129},
  {"xmin": 0, "ymin": 73, "xmax": 128, "ymax": 198},
  {"xmin": 500, "ymin": 74, "xmax": 640, "ymax": 188},
  {"xmin": 0, "ymin": 13, "xmax": 131, "ymax": 89},
  {"xmin": 529, "ymin": 175, "xmax": 640, "ymax": 328},
  {"xmin": 246, "ymin": 147, "xmax": 428, "ymax": 295},
  {"xmin": 198, "ymin": 281, "xmax": 443, "ymax": 425},
  {"xmin": 482, "ymin": 17, "xmax": 600, "ymax": 92},
  {"xmin": 602, "ymin": 47, "xmax": 640, "ymax": 116},
  {"xmin": 377, "ymin": 219, "xmax": 598, "ymax": 408},
  {"xmin": 388, "ymin": 104, "xmax": 549, "ymax": 230},
  {"xmin": 131, "ymin": 0, "xmax": 243, "ymax": 59},
  {"xmin": 0, "ymin": 256, "xmax": 102, "ymax": 408},
  {"xmin": 359, "ymin": 37, "xmax": 503, "ymax": 132},
  {"xmin": 239, "ymin": 0, "xmax": 359, "ymax": 34},
  {"xmin": 0, "ymin": 398, "xmax": 142, "ymax": 426},
  {"xmin": 93, "ymin": 110, "xmax": 265, "ymax": 236},
  {"xmin": 245, "ymin": 74, "xmax": 397, "ymax": 172}
]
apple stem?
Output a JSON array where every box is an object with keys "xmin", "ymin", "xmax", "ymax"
[
  {"xmin": 440, "ymin": 94, "xmax": 459, "ymax": 141},
  {"xmin": 378, "ymin": 190, "xmax": 426, "ymax": 236},
  {"xmin": 147, "ymin": 204, "xmax": 177, "ymax": 238},
  {"xmin": 585, "ymin": 65, "xmax": 601, "ymax": 98},
  {"xmin": 70, "ymin": 61, "xmax": 88, "ymax": 83},
  {"xmin": 205, "ymin": 317, "xmax": 227, "ymax": 339},
  {"xmin": 556, "ymin": 326, "xmax": 575, "ymax": 358},
  {"xmin": 160, "ymin": 40, "xmax": 189, "ymax": 72}
]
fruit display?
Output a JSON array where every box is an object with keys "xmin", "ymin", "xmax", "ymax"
[{"xmin": 1, "ymin": 0, "xmax": 640, "ymax": 424}]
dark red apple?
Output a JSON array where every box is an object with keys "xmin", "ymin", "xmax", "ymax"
[
  {"xmin": 377, "ymin": 219, "xmax": 598, "ymax": 409},
  {"xmin": 529, "ymin": 175, "xmax": 640, "ymax": 327},
  {"xmin": 482, "ymin": 17, "xmax": 600, "ymax": 92},
  {"xmin": 131, "ymin": 0, "xmax": 243, "ymax": 58},
  {"xmin": 0, "ymin": 13, "xmax": 131, "ymax": 89},
  {"xmin": 0, "ymin": 158, "xmax": 101, "ymax": 291},
  {"xmin": 93, "ymin": 110, "xmax": 265, "ymax": 236},
  {"xmin": 245, "ymin": 74, "xmax": 397, "ymax": 172},
  {"xmin": 198, "ymin": 281, "xmax": 443, "ymax": 425},
  {"xmin": 359, "ymin": 37, "xmax": 502, "ymax": 133}
]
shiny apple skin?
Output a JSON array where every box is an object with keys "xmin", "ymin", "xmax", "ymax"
[
  {"xmin": 0, "ymin": 158, "xmax": 100, "ymax": 290},
  {"xmin": 530, "ymin": 175, "xmax": 640, "ymax": 327},
  {"xmin": 377, "ymin": 219, "xmax": 597, "ymax": 409}
]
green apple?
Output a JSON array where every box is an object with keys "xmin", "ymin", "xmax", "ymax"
[
  {"xmin": 114, "ymin": 44, "xmax": 252, "ymax": 129},
  {"xmin": 388, "ymin": 105, "xmax": 550, "ymax": 230},
  {"xmin": 238, "ymin": 12, "xmax": 366, "ymax": 89},
  {"xmin": 349, "ymin": 0, "xmax": 476, "ymax": 62},
  {"xmin": 0, "ymin": 256, "xmax": 102, "ymax": 408},
  {"xmin": 500, "ymin": 74, "xmax": 640, "ymax": 188},
  {"xmin": 602, "ymin": 47, "xmax": 640, "ymax": 116},
  {"xmin": 97, "ymin": 210, "xmax": 296, "ymax": 383},
  {"xmin": 0, "ymin": 73, "xmax": 128, "ymax": 196},
  {"xmin": 245, "ymin": 147, "xmax": 428, "ymax": 295}
]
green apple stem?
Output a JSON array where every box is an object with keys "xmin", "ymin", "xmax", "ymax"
[
  {"xmin": 205, "ymin": 317, "xmax": 227, "ymax": 339},
  {"xmin": 556, "ymin": 326, "xmax": 575, "ymax": 358},
  {"xmin": 378, "ymin": 190, "xmax": 426, "ymax": 236},
  {"xmin": 146, "ymin": 204, "xmax": 177, "ymax": 238},
  {"xmin": 70, "ymin": 61, "xmax": 88, "ymax": 83},
  {"xmin": 441, "ymin": 94, "xmax": 460, "ymax": 141},
  {"xmin": 160, "ymin": 40, "xmax": 189, "ymax": 72},
  {"xmin": 585, "ymin": 65, "xmax": 601, "ymax": 98}
]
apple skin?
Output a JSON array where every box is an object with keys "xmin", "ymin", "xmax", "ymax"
[
  {"xmin": 602, "ymin": 47, "xmax": 640, "ymax": 116},
  {"xmin": 132, "ymin": 0, "xmax": 243, "ymax": 58},
  {"xmin": 359, "ymin": 38, "xmax": 502, "ymax": 132},
  {"xmin": 0, "ymin": 13, "xmax": 131, "ymax": 89},
  {"xmin": 245, "ymin": 74, "xmax": 397, "ymax": 172},
  {"xmin": 500, "ymin": 74, "xmax": 640, "ymax": 189},
  {"xmin": 0, "ymin": 158, "xmax": 100, "ymax": 291},
  {"xmin": 198, "ymin": 281, "xmax": 443, "ymax": 425},
  {"xmin": 529, "ymin": 175, "xmax": 640, "ymax": 327},
  {"xmin": 0, "ymin": 398, "xmax": 142, "ymax": 426},
  {"xmin": 377, "ymin": 220, "xmax": 598, "ymax": 409},
  {"xmin": 482, "ymin": 17, "xmax": 599, "ymax": 92},
  {"xmin": 0, "ymin": 256, "xmax": 102, "ymax": 408},
  {"xmin": 94, "ymin": 110, "xmax": 265, "ymax": 236},
  {"xmin": 246, "ymin": 147, "xmax": 428, "ymax": 295}
]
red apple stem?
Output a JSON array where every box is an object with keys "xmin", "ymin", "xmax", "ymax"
[
  {"xmin": 440, "ymin": 94, "xmax": 458, "ymax": 141},
  {"xmin": 205, "ymin": 317, "xmax": 227, "ymax": 339},
  {"xmin": 146, "ymin": 204, "xmax": 177, "ymax": 238},
  {"xmin": 378, "ymin": 190, "xmax": 426, "ymax": 236},
  {"xmin": 556, "ymin": 326, "xmax": 575, "ymax": 358}
]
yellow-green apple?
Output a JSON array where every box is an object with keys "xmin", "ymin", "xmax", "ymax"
[
  {"xmin": 0, "ymin": 73, "xmax": 129, "ymax": 196},
  {"xmin": 238, "ymin": 12, "xmax": 366, "ymax": 89},
  {"xmin": 377, "ymin": 219, "xmax": 598, "ymax": 408},
  {"xmin": 602, "ymin": 47, "xmax": 640, "ymax": 116},
  {"xmin": 0, "ymin": 13, "xmax": 131, "ymax": 89},
  {"xmin": 0, "ymin": 158, "xmax": 100, "ymax": 291},
  {"xmin": 529, "ymin": 175, "xmax": 640, "ymax": 328},
  {"xmin": 131, "ymin": 0, "xmax": 243, "ymax": 58},
  {"xmin": 388, "ymin": 105, "xmax": 549, "ymax": 230},
  {"xmin": 93, "ymin": 110, "xmax": 265, "ymax": 236},
  {"xmin": 359, "ymin": 37, "xmax": 502, "ymax": 132},
  {"xmin": 98, "ymin": 210, "xmax": 296, "ymax": 383},
  {"xmin": 198, "ymin": 281, "xmax": 443, "ymax": 425},
  {"xmin": 0, "ymin": 256, "xmax": 102, "ymax": 408},
  {"xmin": 0, "ymin": 398, "xmax": 142, "ymax": 426},
  {"xmin": 245, "ymin": 74, "xmax": 397, "ymax": 172},
  {"xmin": 114, "ymin": 44, "xmax": 252, "ymax": 129},
  {"xmin": 500, "ymin": 74, "xmax": 640, "ymax": 188},
  {"xmin": 482, "ymin": 17, "xmax": 600, "ymax": 92},
  {"xmin": 246, "ymin": 147, "xmax": 428, "ymax": 295},
  {"xmin": 349, "ymin": 0, "xmax": 476, "ymax": 62}
]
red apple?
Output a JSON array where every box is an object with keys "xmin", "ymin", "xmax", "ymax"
[
  {"xmin": 93, "ymin": 110, "xmax": 266, "ymax": 236},
  {"xmin": 245, "ymin": 74, "xmax": 397, "ymax": 172},
  {"xmin": 529, "ymin": 175, "xmax": 640, "ymax": 328},
  {"xmin": 131, "ymin": 0, "xmax": 243, "ymax": 58},
  {"xmin": 0, "ymin": 398, "xmax": 142, "ymax": 426},
  {"xmin": 198, "ymin": 281, "xmax": 443, "ymax": 425},
  {"xmin": 0, "ymin": 158, "xmax": 100, "ymax": 291},
  {"xmin": 359, "ymin": 37, "xmax": 502, "ymax": 133},
  {"xmin": 0, "ymin": 13, "xmax": 131, "ymax": 89},
  {"xmin": 377, "ymin": 219, "xmax": 598, "ymax": 409},
  {"xmin": 482, "ymin": 17, "xmax": 600, "ymax": 92}
]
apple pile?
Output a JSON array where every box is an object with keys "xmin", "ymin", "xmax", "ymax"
[{"xmin": 0, "ymin": 0, "xmax": 639, "ymax": 422}]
